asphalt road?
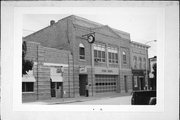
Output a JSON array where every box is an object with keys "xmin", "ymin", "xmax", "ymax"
[{"xmin": 66, "ymin": 96, "xmax": 131, "ymax": 105}]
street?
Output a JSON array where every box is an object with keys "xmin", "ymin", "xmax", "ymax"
[{"xmin": 65, "ymin": 96, "xmax": 131, "ymax": 105}]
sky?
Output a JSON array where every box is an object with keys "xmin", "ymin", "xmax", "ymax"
[{"xmin": 23, "ymin": 7, "xmax": 159, "ymax": 58}]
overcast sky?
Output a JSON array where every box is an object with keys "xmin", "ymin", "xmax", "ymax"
[{"xmin": 23, "ymin": 7, "xmax": 159, "ymax": 58}]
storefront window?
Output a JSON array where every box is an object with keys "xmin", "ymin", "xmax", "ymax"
[
  {"xmin": 94, "ymin": 43, "xmax": 106, "ymax": 63},
  {"xmin": 108, "ymin": 46, "xmax": 118, "ymax": 64},
  {"xmin": 22, "ymin": 82, "xmax": 34, "ymax": 92},
  {"xmin": 79, "ymin": 43, "xmax": 85, "ymax": 60},
  {"xmin": 134, "ymin": 76, "xmax": 138, "ymax": 87}
]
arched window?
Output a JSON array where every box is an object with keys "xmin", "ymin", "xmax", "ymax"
[
  {"xmin": 79, "ymin": 43, "xmax": 85, "ymax": 60},
  {"xmin": 133, "ymin": 56, "xmax": 137, "ymax": 69},
  {"xmin": 139, "ymin": 57, "xmax": 142, "ymax": 69},
  {"xmin": 123, "ymin": 51, "xmax": 127, "ymax": 64},
  {"xmin": 143, "ymin": 58, "xmax": 146, "ymax": 69}
]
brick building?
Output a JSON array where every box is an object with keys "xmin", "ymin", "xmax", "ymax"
[
  {"xmin": 23, "ymin": 15, "xmax": 149, "ymax": 101},
  {"xmin": 22, "ymin": 41, "xmax": 73, "ymax": 101},
  {"xmin": 130, "ymin": 41, "xmax": 150, "ymax": 91}
]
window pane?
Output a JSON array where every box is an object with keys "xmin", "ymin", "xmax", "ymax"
[
  {"xmin": 102, "ymin": 51, "xmax": 105, "ymax": 59},
  {"xmin": 80, "ymin": 47, "xmax": 85, "ymax": 55},
  {"xmin": 115, "ymin": 53, "xmax": 118, "ymax": 63},
  {"xmin": 112, "ymin": 53, "xmax": 115, "ymax": 63},
  {"xmin": 22, "ymin": 82, "xmax": 34, "ymax": 92},
  {"xmin": 79, "ymin": 47, "xmax": 85, "ymax": 59},
  {"xmin": 108, "ymin": 52, "xmax": 111, "ymax": 59},
  {"xmin": 22, "ymin": 82, "xmax": 25, "ymax": 92},
  {"xmin": 98, "ymin": 51, "xmax": 101, "ymax": 62},
  {"xmin": 27, "ymin": 82, "xmax": 34, "ymax": 92},
  {"xmin": 94, "ymin": 50, "xmax": 97, "ymax": 58}
]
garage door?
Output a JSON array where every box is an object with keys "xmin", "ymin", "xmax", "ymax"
[{"xmin": 95, "ymin": 75, "xmax": 117, "ymax": 93}]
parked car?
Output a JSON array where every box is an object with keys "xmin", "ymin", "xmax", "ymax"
[{"xmin": 131, "ymin": 90, "xmax": 156, "ymax": 105}]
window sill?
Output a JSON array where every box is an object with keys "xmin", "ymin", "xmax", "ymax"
[
  {"xmin": 22, "ymin": 92, "xmax": 35, "ymax": 94},
  {"xmin": 109, "ymin": 63, "xmax": 118, "ymax": 65},
  {"xmin": 79, "ymin": 59, "xmax": 86, "ymax": 62}
]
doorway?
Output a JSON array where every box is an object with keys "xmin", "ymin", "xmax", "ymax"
[
  {"xmin": 139, "ymin": 76, "xmax": 145, "ymax": 90},
  {"xmin": 50, "ymin": 79, "xmax": 63, "ymax": 98},
  {"xmin": 124, "ymin": 76, "xmax": 128, "ymax": 93},
  {"xmin": 79, "ymin": 75, "xmax": 88, "ymax": 96}
]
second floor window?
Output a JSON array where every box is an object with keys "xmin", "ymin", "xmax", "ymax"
[
  {"xmin": 133, "ymin": 56, "xmax": 137, "ymax": 69},
  {"xmin": 139, "ymin": 57, "xmax": 142, "ymax": 69},
  {"xmin": 123, "ymin": 51, "xmax": 127, "ymax": 64},
  {"xmin": 143, "ymin": 58, "xmax": 146, "ymax": 69},
  {"xmin": 94, "ymin": 43, "xmax": 106, "ymax": 63},
  {"xmin": 79, "ymin": 43, "xmax": 85, "ymax": 60},
  {"xmin": 108, "ymin": 46, "xmax": 118, "ymax": 64}
]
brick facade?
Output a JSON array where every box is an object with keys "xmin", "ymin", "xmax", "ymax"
[
  {"xmin": 130, "ymin": 41, "xmax": 150, "ymax": 91},
  {"xmin": 23, "ymin": 15, "xmax": 149, "ymax": 101},
  {"xmin": 22, "ymin": 41, "xmax": 73, "ymax": 102}
]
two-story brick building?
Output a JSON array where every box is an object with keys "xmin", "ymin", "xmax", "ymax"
[
  {"xmin": 130, "ymin": 41, "xmax": 150, "ymax": 91},
  {"xmin": 23, "ymin": 15, "xmax": 149, "ymax": 101}
]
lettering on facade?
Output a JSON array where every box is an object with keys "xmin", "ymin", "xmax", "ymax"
[
  {"xmin": 101, "ymin": 69, "xmax": 113, "ymax": 73},
  {"xmin": 95, "ymin": 67, "xmax": 118, "ymax": 75}
]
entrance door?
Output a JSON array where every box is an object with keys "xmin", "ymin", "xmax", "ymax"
[
  {"xmin": 139, "ymin": 76, "xmax": 145, "ymax": 90},
  {"xmin": 79, "ymin": 75, "xmax": 87, "ymax": 96},
  {"xmin": 50, "ymin": 80, "xmax": 56, "ymax": 97},
  {"xmin": 50, "ymin": 80, "xmax": 63, "ymax": 98},
  {"xmin": 124, "ymin": 76, "xmax": 128, "ymax": 93}
]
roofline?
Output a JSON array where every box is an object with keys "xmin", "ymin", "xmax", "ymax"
[
  {"xmin": 23, "ymin": 21, "xmax": 59, "ymax": 39},
  {"xmin": 131, "ymin": 41, "xmax": 150, "ymax": 48}
]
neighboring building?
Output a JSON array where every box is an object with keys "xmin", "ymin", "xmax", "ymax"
[
  {"xmin": 149, "ymin": 56, "xmax": 157, "ymax": 90},
  {"xmin": 130, "ymin": 41, "xmax": 150, "ymax": 91},
  {"xmin": 22, "ymin": 41, "xmax": 73, "ymax": 101},
  {"xmin": 23, "ymin": 15, "xmax": 149, "ymax": 101}
]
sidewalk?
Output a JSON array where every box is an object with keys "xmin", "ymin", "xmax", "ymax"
[{"xmin": 23, "ymin": 92, "xmax": 131, "ymax": 105}]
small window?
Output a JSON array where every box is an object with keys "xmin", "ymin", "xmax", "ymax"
[
  {"xmin": 123, "ymin": 51, "xmax": 127, "ymax": 64},
  {"xmin": 22, "ymin": 82, "xmax": 34, "ymax": 92},
  {"xmin": 79, "ymin": 43, "xmax": 85, "ymax": 60}
]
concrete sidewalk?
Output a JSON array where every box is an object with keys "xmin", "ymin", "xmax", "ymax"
[{"xmin": 23, "ymin": 92, "xmax": 131, "ymax": 105}]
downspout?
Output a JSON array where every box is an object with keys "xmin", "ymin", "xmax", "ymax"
[
  {"xmin": 68, "ymin": 52, "xmax": 70, "ymax": 97},
  {"xmin": 36, "ymin": 45, "xmax": 39, "ymax": 100}
]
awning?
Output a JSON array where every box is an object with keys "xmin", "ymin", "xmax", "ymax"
[
  {"xmin": 22, "ymin": 70, "xmax": 36, "ymax": 82},
  {"xmin": 50, "ymin": 67, "xmax": 63, "ymax": 82},
  {"xmin": 51, "ymin": 75, "xmax": 63, "ymax": 82}
]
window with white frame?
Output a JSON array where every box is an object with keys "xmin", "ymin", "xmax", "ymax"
[
  {"xmin": 94, "ymin": 43, "xmax": 106, "ymax": 63},
  {"xmin": 108, "ymin": 46, "xmax": 118, "ymax": 64},
  {"xmin": 133, "ymin": 56, "xmax": 137, "ymax": 69},
  {"xmin": 79, "ymin": 43, "xmax": 85, "ymax": 60},
  {"xmin": 139, "ymin": 57, "xmax": 142, "ymax": 69},
  {"xmin": 122, "ymin": 51, "xmax": 127, "ymax": 64}
]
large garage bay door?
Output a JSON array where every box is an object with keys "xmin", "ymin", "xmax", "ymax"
[{"xmin": 95, "ymin": 75, "xmax": 117, "ymax": 93}]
